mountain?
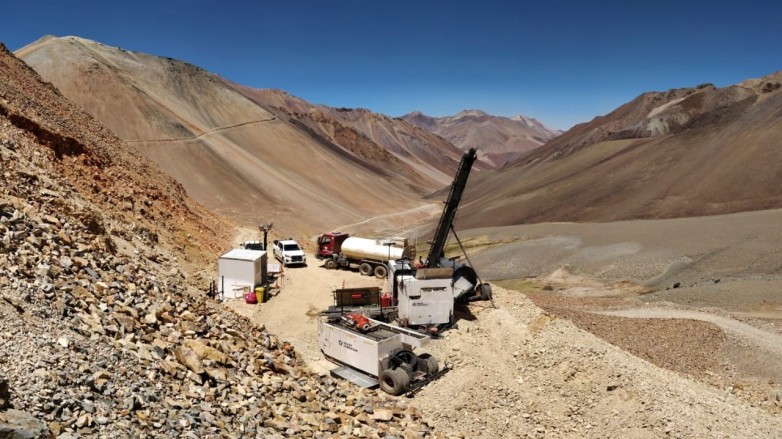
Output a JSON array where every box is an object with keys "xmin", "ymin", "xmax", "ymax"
[
  {"xmin": 401, "ymin": 109, "xmax": 561, "ymax": 168},
  {"xmin": 0, "ymin": 42, "xmax": 435, "ymax": 436},
  {"xmin": 15, "ymin": 36, "xmax": 471, "ymax": 235},
  {"xmin": 0, "ymin": 41, "xmax": 228, "ymax": 275},
  {"xmin": 456, "ymin": 73, "xmax": 782, "ymax": 228},
  {"xmin": 6, "ymin": 36, "xmax": 782, "ymax": 439},
  {"xmin": 229, "ymin": 87, "xmax": 487, "ymax": 185}
]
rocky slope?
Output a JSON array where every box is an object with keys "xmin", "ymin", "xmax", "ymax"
[
  {"xmin": 230, "ymin": 87, "xmax": 486, "ymax": 184},
  {"xmin": 0, "ymin": 41, "xmax": 228, "ymax": 276},
  {"xmin": 413, "ymin": 284, "xmax": 782, "ymax": 438},
  {"xmin": 0, "ymin": 42, "xmax": 439, "ymax": 437},
  {"xmin": 457, "ymin": 73, "xmax": 782, "ymax": 228},
  {"xmin": 16, "ymin": 35, "xmax": 476, "ymax": 234},
  {"xmin": 402, "ymin": 110, "xmax": 561, "ymax": 168}
]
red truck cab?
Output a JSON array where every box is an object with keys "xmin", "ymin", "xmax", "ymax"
[{"xmin": 316, "ymin": 232, "xmax": 350, "ymax": 259}]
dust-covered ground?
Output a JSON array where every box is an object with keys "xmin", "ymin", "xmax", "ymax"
[
  {"xmin": 413, "ymin": 285, "xmax": 782, "ymax": 438},
  {"xmin": 458, "ymin": 208, "xmax": 782, "ymax": 316},
  {"xmin": 225, "ymin": 214, "xmax": 782, "ymax": 437}
]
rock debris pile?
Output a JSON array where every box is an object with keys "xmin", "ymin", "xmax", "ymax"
[
  {"xmin": 412, "ymin": 288, "xmax": 782, "ymax": 438},
  {"xmin": 0, "ymin": 43, "xmax": 442, "ymax": 438},
  {"xmin": 0, "ymin": 195, "xmax": 435, "ymax": 437}
]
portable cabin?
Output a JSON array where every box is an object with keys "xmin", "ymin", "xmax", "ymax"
[{"xmin": 218, "ymin": 249, "xmax": 267, "ymax": 299}]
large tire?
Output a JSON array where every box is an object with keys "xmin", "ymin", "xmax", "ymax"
[
  {"xmin": 373, "ymin": 264, "xmax": 388, "ymax": 279},
  {"xmin": 416, "ymin": 353, "xmax": 440, "ymax": 375},
  {"xmin": 379, "ymin": 368, "xmax": 410, "ymax": 396},
  {"xmin": 358, "ymin": 262, "xmax": 372, "ymax": 276},
  {"xmin": 391, "ymin": 350, "xmax": 418, "ymax": 370},
  {"xmin": 398, "ymin": 362, "xmax": 415, "ymax": 381},
  {"xmin": 324, "ymin": 259, "xmax": 337, "ymax": 270}
]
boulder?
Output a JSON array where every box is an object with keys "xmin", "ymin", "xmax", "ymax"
[
  {"xmin": 182, "ymin": 339, "xmax": 231, "ymax": 366},
  {"xmin": 174, "ymin": 346, "xmax": 204, "ymax": 374},
  {"xmin": 0, "ymin": 409, "xmax": 49, "ymax": 439}
]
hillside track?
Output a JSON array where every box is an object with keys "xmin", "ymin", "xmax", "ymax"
[{"xmin": 124, "ymin": 117, "xmax": 278, "ymax": 143}]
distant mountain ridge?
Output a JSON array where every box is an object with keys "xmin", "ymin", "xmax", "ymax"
[
  {"xmin": 518, "ymin": 75, "xmax": 781, "ymax": 165},
  {"xmin": 18, "ymin": 34, "xmax": 781, "ymax": 236},
  {"xmin": 401, "ymin": 109, "xmax": 561, "ymax": 168},
  {"xmin": 229, "ymin": 87, "xmax": 488, "ymax": 182},
  {"xmin": 457, "ymin": 72, "xmax": 782, "ymax": 228}
]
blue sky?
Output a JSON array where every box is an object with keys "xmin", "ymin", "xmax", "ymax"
[{"xmin": 2, "ymin": 0, "xmax": 781, "ymax": 130}]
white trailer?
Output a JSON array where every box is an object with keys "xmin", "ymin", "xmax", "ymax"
[
  {"xmin": 319, "ymin": 316, "xmax": 443, "ymax": 395},
  {"xmin": 217, "ymin": 249, "xmax": 267, "ymax": 299}
]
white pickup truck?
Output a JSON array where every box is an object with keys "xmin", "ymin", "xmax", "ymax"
[{"xmin": 273, "ymin": 239, "xmax": 307, "ymax": 266}]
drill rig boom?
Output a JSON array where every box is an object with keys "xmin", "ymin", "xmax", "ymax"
[{"xmin": 426, "ymin": 148, "xmax": 477, "ymax": 268}]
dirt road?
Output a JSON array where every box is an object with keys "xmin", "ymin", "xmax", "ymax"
[{"xmin": 226, "ymin": 250, "xmax": 385, "ymax": 374}]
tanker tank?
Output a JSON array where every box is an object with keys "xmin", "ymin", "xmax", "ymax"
[{"xmin": 340, "ymin": 237, "xmax": 413, "ymax": 262}]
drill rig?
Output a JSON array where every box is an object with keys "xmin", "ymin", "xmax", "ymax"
[
  {"xmin": 317, "ymin": 148, "xmax": 488, "ymax": 394},
  {"xmin": 389, "ymin": 148, "xmax": 492, "ymax": 329}
]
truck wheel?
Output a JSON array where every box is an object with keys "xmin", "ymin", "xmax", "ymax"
[
  {"xmin": 373, "ymin": 264, "xmax": 388, "ymax": 278},
  {"xmin": 379, "ymin": 368, "xmax": 410, "ymax": 396},
  {"xmin": 359, "ymin": 262, "xmax": 372, "ymax": 276},
  {"xmin": 416, "ymin": 353, "xmax": 440, "ymax": 375},
  {"xmin": 391, "ymin": 350, "xmax": 418, "ymax": 369},
  {"xmin": 324, "ymin": 259, "xmax": 337, "ymax": 269}
]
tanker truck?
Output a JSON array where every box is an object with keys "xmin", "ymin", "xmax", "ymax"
[{"xmin": 316, "ymin": 232, "xmax": 414, "ymax": 278}]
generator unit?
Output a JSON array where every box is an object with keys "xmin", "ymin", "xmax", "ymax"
[{"xmin": 318, "ymin": 315, "xmax": 444, "ymax": 395}]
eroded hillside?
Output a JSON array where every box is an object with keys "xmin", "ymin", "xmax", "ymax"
[
  {"xmin": 0, "ymin": 42, "xmax": 439, "ymax": 437},
  {"xmin": 0, "ymin": 41, "xmax": 228, "ymax": 275},
  {"xmin": 16, "ymin": 36, "xmax": 464, "ymax": 235},
  {"xmin": 230, "ymin": 87, "xmax": 482, "ymax": 187},
  {"xmin": 459, "ymin": 74, "xmax": 782, "ymax": 227}
]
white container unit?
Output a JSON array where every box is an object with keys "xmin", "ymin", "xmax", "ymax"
[
  {"xmin": 397, "ymin": 277, "xmax": 454, "ymax": 326},
  {"xmin": 319, "ymin": 317, "xmax": 429, "ymax": 377},
  {"xmin": 218, "ymin": 249, "xmax": 267, "ymax": 299}
]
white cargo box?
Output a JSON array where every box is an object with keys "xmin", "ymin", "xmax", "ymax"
[
  {"xmin": 218, "ymin": 249, "xmax": 267, "ymax": 299},
  {"xmin": 319, "ymin": 318, "xmax": 429, "ymax": 377}
]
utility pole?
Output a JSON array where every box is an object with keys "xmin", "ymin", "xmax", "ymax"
[{"xmin": 259, "ymin": 222, "xmax": 273, "ymax": 251}]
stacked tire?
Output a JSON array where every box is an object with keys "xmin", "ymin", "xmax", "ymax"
[
  {"xmin": 416, "ymin": 353, "xmax": 440, "ymax": 375},
  {"xmin": 378, "ymin": 350, "xmax": 439, "ymax": 396},
  {"xmin": 379, "ymin": 368, "xmax": 409, "ymax": 395}
]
